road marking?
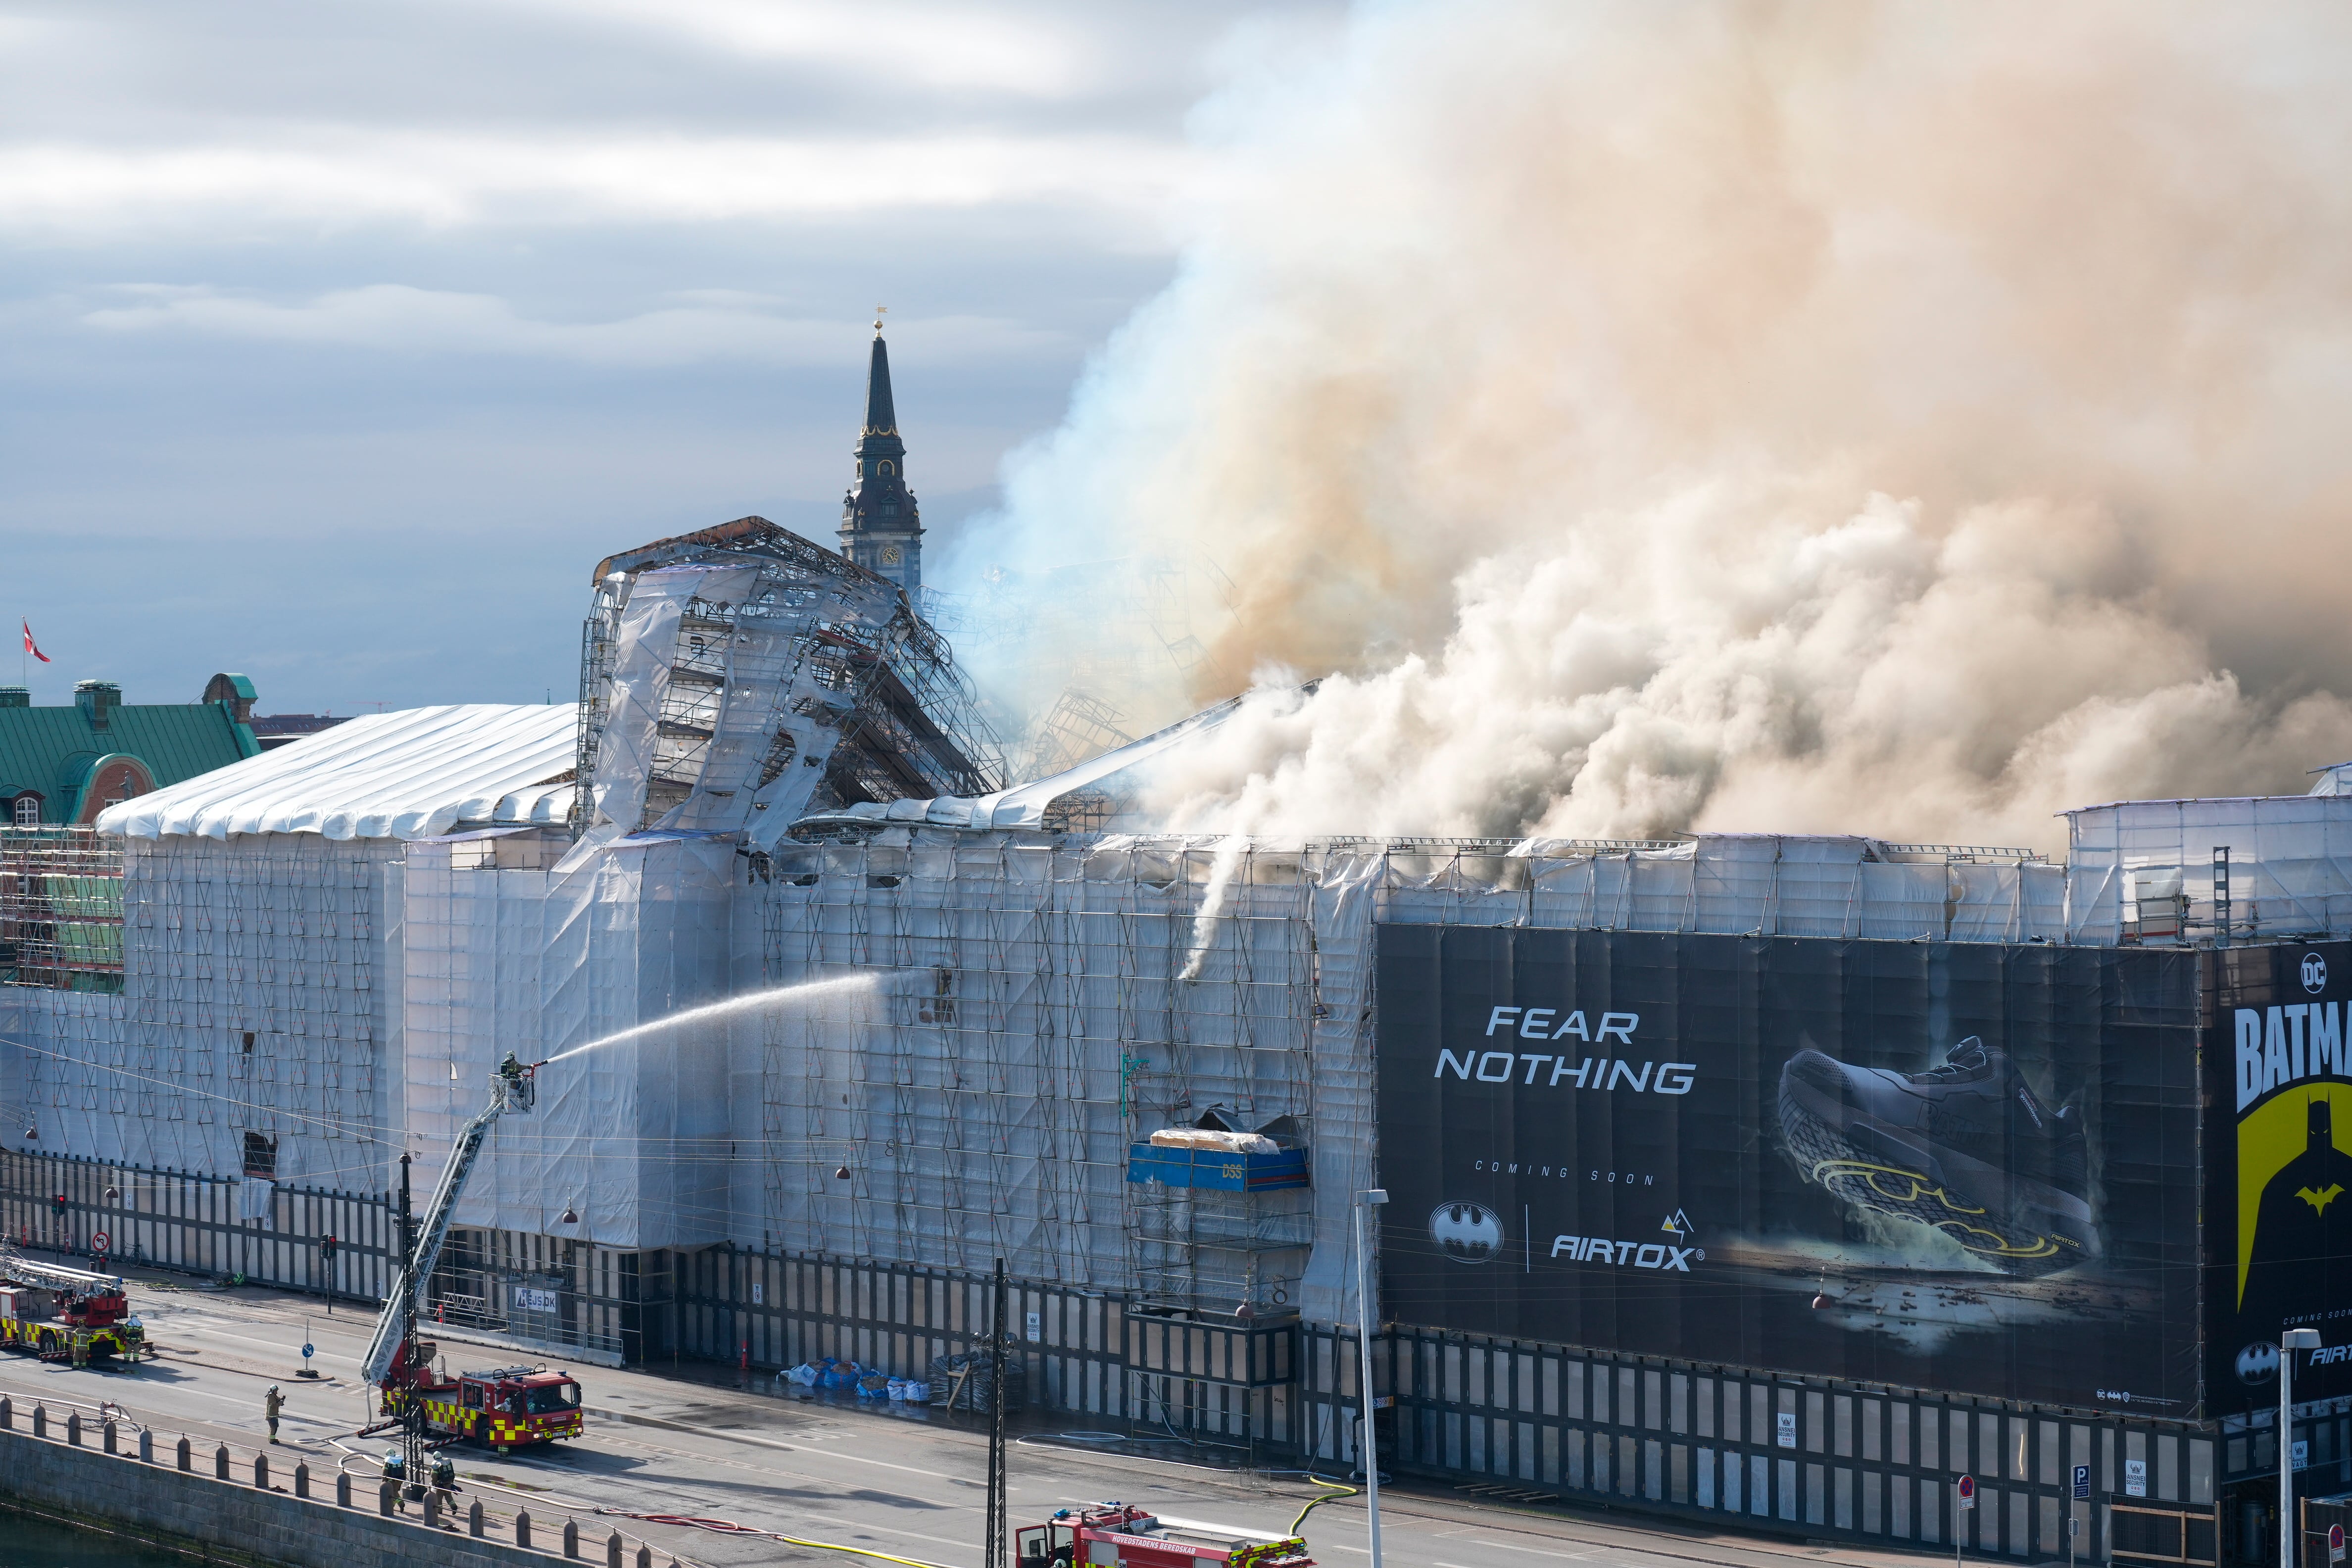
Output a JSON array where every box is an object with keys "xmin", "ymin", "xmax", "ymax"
[
  {"xmin": 1464, "ymin": 1540, "xmax": 1593, "ymax": 1561},
  {"xmin": 177, "ymin": 1325, "xmax": 360, "ymax": 1363},
  {"xmin": 584, "ymin": 1407, "xmax": 965, "ymax": 1483}
]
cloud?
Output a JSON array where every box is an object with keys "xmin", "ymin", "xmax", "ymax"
[
  {"xmin": 488, "ymin": 0, "xmax": 1097, "ymax": 97},
  {"xmin": 80, "ymin": 284, "xmax": 1069, "ymax": 367},
  {"xmin": 0, "ymin": 131, "xmax": 1196, "ymax": 238}
]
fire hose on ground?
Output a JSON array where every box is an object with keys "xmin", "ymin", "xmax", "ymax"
[{"xmin": 1287, "ymin": 1479, "xmax": 1358, "ymax": 1534}]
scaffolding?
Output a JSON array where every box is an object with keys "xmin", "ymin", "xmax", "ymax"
[
  {"xmin": 0, "ymin": 828, "xmax": 124, "ymax": 993},
  {"xmin": 2063, "ymin": 794, "xmax": 2352, "ymax": 944},
  {"xmin": 572, "ymin": 517, "xmax": 1004, "ymax": 843},
  {"xmin": 1015, "ymin": 688, "xmax": 1132, "ymax": 784},
  {"xmin": 753, "ymin": 836, "xmax": 1339, "ymax": 1321},
  {"xmin": 5, "ymin": 830, "xmax": 397, "ymax": 1193}
]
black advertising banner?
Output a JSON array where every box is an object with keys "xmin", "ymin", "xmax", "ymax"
[
  {"xmin": 1375, "ymin": 926, "xmax": 2203, "ymax": 1415},
  {"xmin": 2205, "ymin": 940, "xmax": 2352, "ymax": 1416}
]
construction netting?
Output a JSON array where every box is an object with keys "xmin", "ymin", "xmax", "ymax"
[
  {"xmin": 400, "ymin": 827, "xmax": 739, "ymax": 1251},
  {"xmin": 2064, "ymin": 796, "xmax": 2352, "ymax": 944},
  {"xmin": 751, "ymin": 833, "xmax": 1376, "ymax": 1328},
  {"xmin": 4, "ymin": 831, "xmax": 400, "ymax": 1203},
  {"xmin": 571, "ymin": 526, "xmax": 1003, "ymax": 854}
]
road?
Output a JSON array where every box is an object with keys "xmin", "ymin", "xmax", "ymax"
[{"xmin": 0, "ymin": 1267, "xmax": 1941, "ymax": 1568}]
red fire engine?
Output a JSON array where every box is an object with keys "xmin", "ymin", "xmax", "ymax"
[
  {"xmin": 379, "ymin": 1344, "xmax": 583, "ymax": 1453},
  {"xmin": 0, "ymin": 1250, "xmax": 148, "ymax": 1367},
  {"xmin": 1015, "ymin": 1505, "xmax": 1314, "ymax": 1568}
]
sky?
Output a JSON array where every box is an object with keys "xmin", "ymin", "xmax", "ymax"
[{"xmin": 0, "ymin": 0, "xmax": 1335, "ymax": 716}]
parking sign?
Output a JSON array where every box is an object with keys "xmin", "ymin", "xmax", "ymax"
[{"xmin": 2072, "ymin": 1464, "xmax": 2090, "ymax": 1500}]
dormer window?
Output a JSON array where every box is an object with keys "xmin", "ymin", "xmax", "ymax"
[{"xmin": 10, "ymin": 794, "xmax": 39, "ymax": 826}]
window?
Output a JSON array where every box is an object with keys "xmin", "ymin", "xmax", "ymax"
[
  {"xmin": 10, "ymin": 795, "xmax": 37, "ymax": 826},
  {"xmin": 879, "ymin": 460, "xmax": 894, "ymax": 476},
  {"xmin": 523, "ymin": 1382, "xmax": 580, "ymax": 1414},
  {"xmin": 241, "ymin": 1131, "xmax": 277, "ymax": 1179}
]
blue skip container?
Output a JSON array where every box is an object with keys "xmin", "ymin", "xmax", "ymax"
[{"xmin": 1126, "ymin": 1144, "xmax": 1310, "ymax": 1192}]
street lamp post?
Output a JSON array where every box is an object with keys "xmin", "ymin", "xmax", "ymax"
[
  {"xmin": 1354, "ymin": 1188, "xmax": 1388, "ymax": 1568},
  {"xmin": 2284, "ymin": 1328, "xmax": 2320, "ymax": 1568}
]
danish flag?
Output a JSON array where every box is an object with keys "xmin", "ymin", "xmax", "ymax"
[{"xmin": 21, "ymin": 621, "xmax": 47, "ymax": 663}]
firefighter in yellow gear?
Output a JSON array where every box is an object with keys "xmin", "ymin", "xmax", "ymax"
[{"xmin": 264, "ymin": 1384, "xmax": 284, "ymax": 1443}]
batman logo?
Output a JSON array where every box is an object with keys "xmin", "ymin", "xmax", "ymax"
[
  {"xmin": 2300, "ymin": 1184, "xmax": 2345, "ymax": 1215},
  {"xmin": 1430, "ymin": 1201, "xmax": 1505, "ymax": 1265},
  {"xmin": 2237, "ymin": 1340, "xmax": 2280, "ymax": 1386}
]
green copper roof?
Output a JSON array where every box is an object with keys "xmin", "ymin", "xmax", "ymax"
[{"xmin": 0, "ymin": 695, "xmax": 260, "ymax": 825}]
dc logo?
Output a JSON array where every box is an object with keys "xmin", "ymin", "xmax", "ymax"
[
  {"xmin": 2237, "ymin": 1341, "xmax": 2280, "ymax": 1385},
  {"xmin": 1430, "ymin": 1201, "xmax": 1504, "ymax": 1265},
  {"xmin": 2305, "ymin": 953, "xmax": 2330, "ymax": 994}
]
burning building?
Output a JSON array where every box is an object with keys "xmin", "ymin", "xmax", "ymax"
[{"xmin": 3, "ymin": 332, "xmax": 2347, "ymax": 1566}]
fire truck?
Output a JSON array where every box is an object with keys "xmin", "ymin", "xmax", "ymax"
[
  {"xmin": 381, "ymin": 1357, "xmax": 584, "ymax": 1453},
  {"xmin": 0, "ymin": 1250, "xmax": 148, "ymax": 1367},
  {"xmin": 361, "ymin": 1056, "xmax": 583, "ymax": 1479},
  {"xmin": 1015, "ymin": 1505, "xmax": 1314, "ymax": 1568}
]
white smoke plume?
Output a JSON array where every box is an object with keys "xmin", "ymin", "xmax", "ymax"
[{"xmin": 947, "ymin": 1, "xmax": 2352, "ymax": 851}]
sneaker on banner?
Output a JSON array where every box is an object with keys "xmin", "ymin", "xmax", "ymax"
[{"xmin": 1777, "ymin": 1037, "xmax": 2095, "ymax": 1277}]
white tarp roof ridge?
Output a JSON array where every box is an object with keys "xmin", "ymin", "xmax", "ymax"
[
  {"xmin": 792, "ymin": 693, "xmax": 1254, "ymax": 833},
  {"xmin": 97, "ymin": 703, "xmax": 581, "ymax": 841}
]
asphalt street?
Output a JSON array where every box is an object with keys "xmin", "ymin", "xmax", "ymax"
[{"xmin": 0, "ymin": 1269, "xmax": 1946, "ymax": 1568}]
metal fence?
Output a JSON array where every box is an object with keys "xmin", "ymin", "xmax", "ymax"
[
  {"xmin": 1296, "ymin": 1321, "xmax": 2220, "ymax": 1561},
  {"xmin": 665, "ymin": 1243, "xmax": 1299, "ymax": 1454},
  {"xmin": 0, "ymin": 1148, "xmax": 392, "ymax": 1303},
  {"xmin": 3, "ymin": 1149, "xmax": 2237, "ymax": 1563}
]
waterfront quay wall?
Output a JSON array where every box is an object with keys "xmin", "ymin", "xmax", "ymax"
[{"xmin": 0, "ymin": 1401, "xmax": 657, "ymax": 1568}]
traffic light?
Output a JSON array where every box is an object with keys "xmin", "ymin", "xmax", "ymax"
[
  {"xmin": 319, "ymin": 1234, "xmax": 338, "ymax": 1260},
  {"xmin": 49, "ymin": 1194, "xmax": 66, "ymax": 1217}
]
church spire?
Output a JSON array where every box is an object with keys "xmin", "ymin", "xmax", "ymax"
[
  {"xmin": 839, "ymin": 310, "xmax": 921, "ymax": 596},
  {"xmin": 862, "ymin": 317, "xmax": 898, "ymax": 437}
]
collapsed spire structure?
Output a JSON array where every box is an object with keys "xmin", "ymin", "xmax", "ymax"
[{"xmin": 574, "ymin": 516, "xmax": 1002, "ymax": 848}]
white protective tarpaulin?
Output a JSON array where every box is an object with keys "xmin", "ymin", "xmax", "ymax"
[
  {"xmin": 402, "ymin": 829, "xmax": 738, "ymax": 1250},
  {"xmin": 97, "ymin": 705, "xmax": 578, "ymax": 841},
  {"xmin": 793, "ymin": 695, "xmax": 1249, "ymax": 832},
  {"xmin": 576, "ymin": 561, "xmax": 901, "ymax": 855},
  {"xmin": 2064, "ymin": 795, "xmax": 2352, "ymax": 942},
  {"xmin": 585, "ymin": 566, "xmax": 761, "ymax": 842}
]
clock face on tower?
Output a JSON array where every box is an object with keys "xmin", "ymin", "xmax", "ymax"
[{"xmin": 881, "ymin": 545, "xmax": 903, "ymax": 566}]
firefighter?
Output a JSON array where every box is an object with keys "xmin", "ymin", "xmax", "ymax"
[
  {"xmin": 263, "ymin": 1383, "xmax": 284, "ymax": 1443},
  {"xmin": 499, "ymin": 1052, "xmax": 526, "ymax": 1091}
]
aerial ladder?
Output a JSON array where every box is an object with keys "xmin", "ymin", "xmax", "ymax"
[{"xmin": 361, "ymin": 1053, "xmax": 545, "ymax": 1492}]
